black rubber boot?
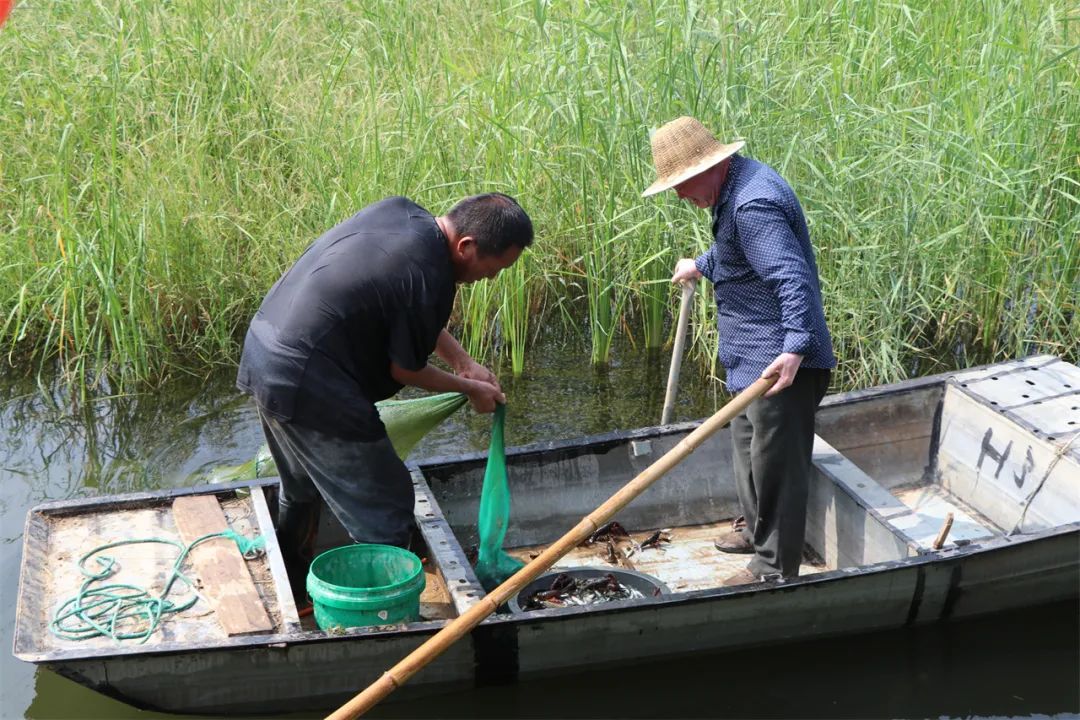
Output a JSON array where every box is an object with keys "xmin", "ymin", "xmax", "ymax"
[{"xmin": 274, "ymin": 500, "xmax": 320, "ymax": 606}]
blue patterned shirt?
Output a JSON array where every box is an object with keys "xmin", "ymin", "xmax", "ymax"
[{"xmin": 694, "ymin": 154, "xmax": 835, "ymax": 392}]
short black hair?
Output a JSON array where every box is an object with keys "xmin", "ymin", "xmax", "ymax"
[{"xmin": 446, "ymin": 193, "xmax": 533, "ymax": 256}]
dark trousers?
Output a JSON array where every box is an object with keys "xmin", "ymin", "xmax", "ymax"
[
  {"xmin": 731, "ymin": 368, "xmax": 830, "ymax": 578},
  {"xmin": 258, "ymin": 409, "xmax": 417, "ymax": 598}
]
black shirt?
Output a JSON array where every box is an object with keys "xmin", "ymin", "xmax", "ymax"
[{"xmin": 237, "ymin": 197, "xmax": 457, "ymax": 439}]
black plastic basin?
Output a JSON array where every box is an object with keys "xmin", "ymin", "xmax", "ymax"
[{"xmin": 507, "ymin": 566, "xmax": 669, "ymax": 613}]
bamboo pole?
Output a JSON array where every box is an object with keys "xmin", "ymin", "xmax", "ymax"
[
  {"xmin": 660, "ymin": 279, "xmax": 696, "ymax": 426},
  {"xmin": 326, "ymin": 376, "xmax": 775, "ymax": 720}
]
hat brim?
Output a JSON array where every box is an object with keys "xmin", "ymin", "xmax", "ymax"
[{"xmin": 641, "ymin": 140, "xmax": 746, "ymax": 198}]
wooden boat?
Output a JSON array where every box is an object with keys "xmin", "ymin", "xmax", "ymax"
[{"xmin": 14, "ymin": 355, "xmax": 1080, "ymax": 715}]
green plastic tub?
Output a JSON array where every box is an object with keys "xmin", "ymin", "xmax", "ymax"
[{"xmin": 306, "ymin": 544, "xmax": 425, "ymax": 630}]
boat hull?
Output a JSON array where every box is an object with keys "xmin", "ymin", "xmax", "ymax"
[
  {"xmin": 16, "ymin": 355, "xmax": 1080, "ymax": 714},
  {"xmin": 46, "ymin": 525, "xmax": 1078, "ymax": 715}
]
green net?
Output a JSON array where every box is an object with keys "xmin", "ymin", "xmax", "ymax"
[
  {"xmin": 474, "ymin": 404, "xmax": 525, "ymax": 591},
  {"xmin": 204, "ymin": 392, "xmax": 469, "ymax": 483},
  {"xmin": 377, "ymin": 392, "xmax": 470, "ymax": 459}
]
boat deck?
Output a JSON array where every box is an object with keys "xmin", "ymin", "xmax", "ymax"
[
  {"xmin": 890, "ymin": 483, "xmax": 1000, "ymax": 548},
  {"xmin": 26, "ymin": 494, "xmax": 286, "ymax": 654},
  {"xmin": 418, "ymin": 566, "xmax": 456, "ymax": 620},
  {"xmin": 507, "ymin": 519, "xmax": 828, "ymax": 593}
]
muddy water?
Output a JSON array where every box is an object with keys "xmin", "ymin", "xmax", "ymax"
[{"xmin": 1, "ymin": 345, "xmax": 1077, "ymax": 719}]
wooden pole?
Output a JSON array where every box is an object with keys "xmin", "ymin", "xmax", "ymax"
[
  {"xmin": 660, "ymin": 279, "xmax": 696, "ymax": 426},
  {"xmin": 932, "ymin": 512, "xmax": 955, "ymax": 550},
  {"xmin": 326, "ymin": 376, "xmax": 775, "ymax": 720}
]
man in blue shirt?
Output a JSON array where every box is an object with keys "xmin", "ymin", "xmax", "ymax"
[{"xmin": 643, "ymin": 117, "xmax": 835, "ymax": 585}]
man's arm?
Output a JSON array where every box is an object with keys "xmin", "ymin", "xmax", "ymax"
[
  {"xmin": 390, "ymin": 361, "xmax": 505, "ymax": 413},
  {"xmin": 693, "ymin": 243, "xmax": 719, "ymax": 283},
  {"xmin": 434, "ymin": 329, "xmax": 502, "ymax": 392},
  {"xmin": 735, "ymin": 199, "xmax": 818, "ymax": 396}
]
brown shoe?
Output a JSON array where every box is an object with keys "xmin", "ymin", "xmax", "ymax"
[
  {"xmin": 714, "ymin": 530, "xmax": 753, "ymax": 554},
  {"xmin": 721, "ymin": 568, "xmax": 761, "ymax": 586}
]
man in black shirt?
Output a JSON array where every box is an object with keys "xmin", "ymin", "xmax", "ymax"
[{"xmin": 237, "ymin": 193, "xmax": 532, "ymax": 601}]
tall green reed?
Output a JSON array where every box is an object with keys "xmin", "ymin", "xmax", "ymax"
[
  {"xmin": 455, "ymin": 281, "xmax": 498, "ymax": 364},
  {"xmin": 499, "ymin": 255, "xmax": 531, "ymax": 377},
  {"xmin": 0, "ymin": 0, "xmax": 1075, "ymax": 395}
]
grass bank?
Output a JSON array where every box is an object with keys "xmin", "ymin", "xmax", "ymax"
[{"xmin": 1, "ymin": 0, "xmax": 1077, "ymax": 393}]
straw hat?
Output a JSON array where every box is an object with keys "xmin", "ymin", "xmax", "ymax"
[{"xmin": 641, "ymin": 117, "xmax": 745, "ymax": 197}]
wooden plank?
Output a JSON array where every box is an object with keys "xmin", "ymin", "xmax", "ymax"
[
  {"xmin": 816, "ymin": 384, "xmax": 939, "ymax": 489},
  {"xmin": 818, "ymin": 387, "xmax": 939, "ymax": 448},
  {"xmin": 810, "ymin": 436, "xmax": 920, "ymax": 563},
  {"xmin": 13, "ymin": 512, "xmax": 52, "ymax": 659},
  {"xmin": 172, "ymin": 495, "xmax": 273, "ymax": 636},
  {"xmin": 957, "ymin": 359, "xmax": 1080, "ymax": 410},
  {"xmin": 841, "ymin": 437, "xmax": 933, "ymax": 490},
  {"xmin": 949, "ymin": 355, "xmax": 1057, "ymax": 384},
  {"xmin": 1010, "ymin": 392, "xmax": 1080, "ymax": 437},
  {"xmin": 410, "ymin": 469, "xmax": 485, "ymax": 617},
  {"xmin": 813, "ymin": 437, "xmax": 913, "ymax": 522},
  {"xmin": 419, "ymin": 570, "xmax": 456, "ymax": 620}
]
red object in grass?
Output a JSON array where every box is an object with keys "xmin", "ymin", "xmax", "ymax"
[{"xmin": 0, "ymin": 0, "xmax": 12, "ymax": 28}]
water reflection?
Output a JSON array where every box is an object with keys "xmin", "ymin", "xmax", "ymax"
[{"xmin": 1, "ymin": 375, "xmax": 264, "ymax": 502}]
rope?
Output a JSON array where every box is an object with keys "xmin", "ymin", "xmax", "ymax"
[
  {"xmin": 1010, "ymin": 430, "xmax": 1080, "ymax": 536},
  {"xmin": 49, "ymin": 529, "xmax": 265, "ymax": 644}
]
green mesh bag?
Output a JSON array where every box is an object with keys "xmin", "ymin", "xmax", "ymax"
[
  {"xmin": 205, "ymin": 392, "xmax": 468, "ymax": 483},
  {"xmin": 377, "ymin": 392, "xmax": 469, "ymax": 458},
  {"xmin": 474, "ymin": 404, "xmax": 525, "ymax": 591}
]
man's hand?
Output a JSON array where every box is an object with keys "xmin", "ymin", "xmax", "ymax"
[
  {"xmin": 464, "ymin": 379, "xmax": 506, "ymax": 413},
  {"xmin": 672, "ymin": 258, "xmax": 703, "ymax": 284},
  {"xmin": 390, "ymin": 359, "xmax": 504, "ymax": 411},
  {"xmin": 457, "ymin": 359, "xmax": 502, "ymax": 394},
  {"xmin": 761, "ymin": 352, "xmax": 803, "ymax": 397}
]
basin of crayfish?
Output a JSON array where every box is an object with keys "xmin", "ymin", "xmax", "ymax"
[{"xmin": 507, "ymin": 566, "xmax": 669, "ymax": 613}]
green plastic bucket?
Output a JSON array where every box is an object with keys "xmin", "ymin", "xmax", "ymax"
[{"xmin": 306, "ymin": 544, "xmax": 425, "ymax": 630}]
